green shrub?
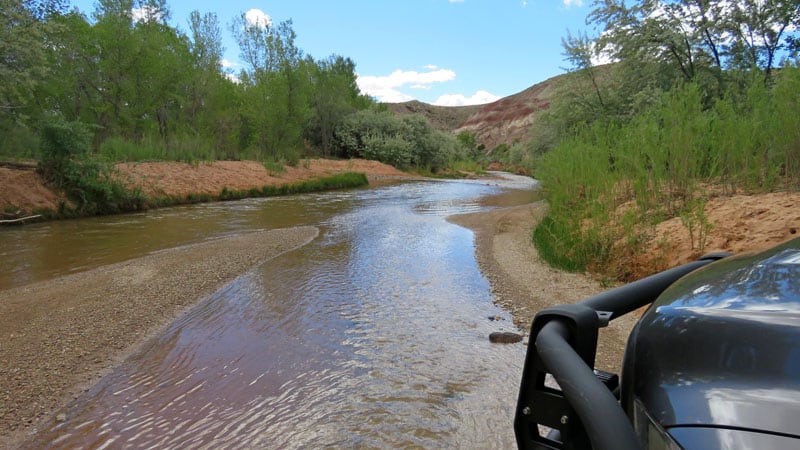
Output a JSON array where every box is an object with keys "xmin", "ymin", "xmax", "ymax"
[
  {"xmin": 331, "ymin": 109, "xmax": 459, "ymax": 171},
  {"xmin": 98, "ymin": 133, "xmax": 221, "ymax": 163},
  {"xmin": 38, "ymin": 118, "xmax": 146, "ymax": 215}
]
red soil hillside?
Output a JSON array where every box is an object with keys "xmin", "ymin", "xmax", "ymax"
[
  {"xmin": 387, "ymin": 73, "xmax": 574, "ymax": 150},
  {"xmin": 453, "ymin": 76, "xmax": 563, "ymax": 150}
]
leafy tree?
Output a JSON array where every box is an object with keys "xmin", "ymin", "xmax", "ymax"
[
  {"xmin": 306, "ymin": 55, "xmax": 371, "ymax": 156},
  {"xmin": 184, "ymin": 10, "xmax": 240, "ymax": 154},
  {"xmin": 587, "ymin": 0, "xmax": 799, "ymax": 86},
  {"xmin": 231, "ymin": 15, "xmax": 312, "ymax": 161},
  {"xmin": 0, "ymin": 0, "xmax": 48, "ymax": 123},
  {"xmin": 36, "ymin": 12, "xmax": 96, "ymax": 124},
  {"xmin": 722, "ymin": 0, "xmax": 800, "ymax": 80},
  {"xmin": 22, "ymin": 0, "xmax": 70, "ymax": 20},
  {"xmin": 188, "ymin": 10, "xmax": 223, "ymax": 72},
  {"xmin": 82, "ymin": 0, "xmax": 194, "ymax": 145},
  {"xmin": 562, "ymin": 30, "xmax": 608, "ymax": 109}
]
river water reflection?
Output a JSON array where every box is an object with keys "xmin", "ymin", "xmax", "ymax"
[{"xmin": 15, "ymin": 175, "xmax": 538, "ymax": 448}]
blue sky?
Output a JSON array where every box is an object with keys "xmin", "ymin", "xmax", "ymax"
[{"xmin": 70, "ymin": 0, "xmax": 593, "ymax": 106}]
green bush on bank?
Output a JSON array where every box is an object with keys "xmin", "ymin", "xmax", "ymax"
[
  {"xmin": 331, "ymin": 110, "xmax": 467, "ymax": 172},
  {"xmin": 37, "ymin": 117, "xmax": 147, "ymax": 216},
  {"xmin": 32, "ymin": 118, "xmax": 371, "ymax": 218},
  {"xmin": 533, "ymin": 68, "xmax": 800, "ymax": 278}
]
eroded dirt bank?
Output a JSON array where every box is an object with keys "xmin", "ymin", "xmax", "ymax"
[
  {"xmin": 0, "ymin": 159, "xmax": 414, "ymax": 216},
  {"xmin": 0, "ymin": 227, "xmax": 319, "ymax": 448}
]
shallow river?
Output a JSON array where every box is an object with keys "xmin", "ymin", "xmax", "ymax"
[{"xmin": 5, "ymin": 175, "xmax": 538, "ymax": 448}]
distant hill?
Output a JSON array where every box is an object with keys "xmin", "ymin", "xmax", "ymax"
[
  {"xmin": 385, "ymin": 101, "xmax": 481, "ymax": 132},
  {"xmin": 385, "ymin": 71, "xmax": 577, "ymax": 150}
]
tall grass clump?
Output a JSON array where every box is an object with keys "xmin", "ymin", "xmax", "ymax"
[
  {"xmin": 98, "ymin": 133, "xmax": 220, "ymax": 163},
  {"xmin": 532, "ymin": 121, "xmax": 622, "ymax": 273},
  {"xmin": 260, "ymin": 172, "xmax": 368, "ymax": 196}
]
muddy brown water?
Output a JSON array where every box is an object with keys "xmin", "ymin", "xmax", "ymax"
[{"xmin": 2, "ymin": 175, "xmax": 539, "ymax": 448}]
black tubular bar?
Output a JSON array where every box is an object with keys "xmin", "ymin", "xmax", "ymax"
[
  {"xmin": 536, "ymin": 320, "xmax": 639, "ymax": 450},
  {"xmin": 579, "ymin": 253, "xmax": 730, "ymax": 320}
]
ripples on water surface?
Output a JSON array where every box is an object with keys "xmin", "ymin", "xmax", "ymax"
[{"xmin": 20, "ymin": 175, "xmax": 539, "ymax": 448}]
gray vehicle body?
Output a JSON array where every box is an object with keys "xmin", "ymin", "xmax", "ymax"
[{"xmin": 516, "ymin": 237, "xmax": 800, "ymax": 449}]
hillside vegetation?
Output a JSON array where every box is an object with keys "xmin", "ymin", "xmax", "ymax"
[{"xmin": 529, "ymin": 0, "xmax": 800, "ymax": 280}]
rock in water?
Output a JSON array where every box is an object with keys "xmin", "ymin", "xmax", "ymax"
[{"xmin": 489, "ymin": 332, "xmax": 523, "ymax": 344}]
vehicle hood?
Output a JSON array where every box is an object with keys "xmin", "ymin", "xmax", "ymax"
[
  {"xmin": 624, "ymin": 237, "xmax": 800, "ymax": 437},
  {"xmin": 669, "ymin": 426, "xmax": 800, "ymax": 450}
]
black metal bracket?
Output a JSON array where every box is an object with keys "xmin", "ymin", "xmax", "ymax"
[{"xmin": 515, "ymin": 304, "xmax": 611, "ymax": 449}]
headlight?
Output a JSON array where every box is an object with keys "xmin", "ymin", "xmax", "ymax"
[{"xmin": 633, "ymin": 399, "xmax": 683, "ymax": 450}]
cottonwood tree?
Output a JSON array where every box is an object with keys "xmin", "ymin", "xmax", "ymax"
[
  {"xmin": 87, "ymin": 0, "xmax": 194, "ymax": 143},
  {"xmin": 185, "ymin": 10, "xmax": 240, "ymax": 152},
  {"xmin": 231, "ymin": 15, "xmax": 312, "ymax": 161},
  {"xmin": 306, "ymin": 55, "xmax": 371, "ymax": 157},
  {"xmin": 35, "ymin": 11, "xmax": 97, "ymax": 123}
]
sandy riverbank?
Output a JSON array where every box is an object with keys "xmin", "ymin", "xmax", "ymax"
[
  {"xmin": 0, "ymin": 227, "xmax": 319, "ymax": 448},
  {"xmin": 448, "ymin": 202, "xmax": 639, "ymax": 372},
  {"xmin": 0, "ymin": 159, "xmax": 416, "ymax": 217}
]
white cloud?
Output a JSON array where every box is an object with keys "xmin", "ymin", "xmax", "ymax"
[
  {"xmin": 449, "ymin": 0, "xmax": 465, "ymax": 3},
  {"xmin": 357, "ymin": 68, "xmax": 457, "ymax": 103},
  {"xmin": 130, "ymin": 5, "xmax": 163, "ymax": 23},
  {"xmin": 225, "ymin": 72, "xmax": 241, "ymax": 84},
  {"xmin": 220, "ymin": 59, "xmax": 236, "ymax": 69},
  {"xmin": 563, "ymin": 0, "xmax": 584, "ymax": 7},
  {"xmin": 589, "ymin": 40, "xmax": 617, "ymax": 66},
  {"xmin": 434, "ymin": 90, "xmax": 500, "ymax": 106},
  {"xmin": 362, "ymin": 87, "xmax": 414, "ymax": 103},
  {"xmin": 590, "ymin": 49, "xmax": 615, "ymax": 66},
  {"xmin": 424, "ymin": 64, "xmax": 439, "ymax": 70},
  {"xmin": 245, "ymin": 9, "xmax": 272, "ymax": 28},
  {"xmin": 522, "ymin": 1, "xmax": 528, "ymax": 7}
]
